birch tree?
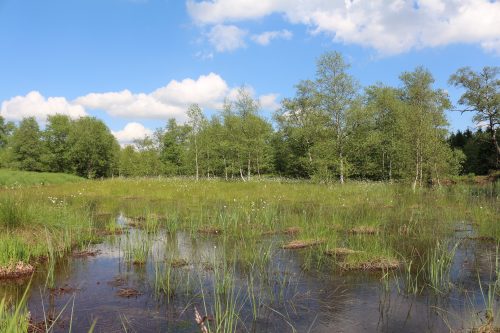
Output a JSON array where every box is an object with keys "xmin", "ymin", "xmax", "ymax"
[
  {"xmin": 274, "ymin": 80, "xmax": 328, "ymax": 177},
  {"xmin": 399, "ymin": 67, "xmax": 451, "ymax": 189},
  {"xmin": 315, "ymin": 51, "xmax": 358, "ymax": 183},
  {"xmin": 449, "ymin": 66, "xmax": 499, "ymax": 168},
  {"xmin": 187, "ymin": 104, "xmax": 205, "ymax": 181}
]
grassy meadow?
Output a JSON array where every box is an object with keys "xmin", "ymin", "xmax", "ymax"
[
  {"xmin": 0, "ymin": 169, "xmax": 83, "ymax": 188},
  {"xmin": 0, "ymin": 175, "xmax": 498, "ymax": 331},
  {"xmin": 1, "ymin": 176, "xmax": 497, "ymax": 276}
]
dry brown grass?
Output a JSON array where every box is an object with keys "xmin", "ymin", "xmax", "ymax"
[
  {"xmin": 282, "ymin": 239, "xmax": 325, "ymax": 249},
  {"xmin": 198, "ymin": 227, "xmax": 223, "ymax": 235},
  {"xmin": 324, "ymin": 248, "xmax": 363, "ymax": 257},
  {"xmin": 116, "ymin": 288, "xmax": 142, "ymax": 298},
  {"xmin": 340, "ymin": 258, "xmax": 400, "ymax": 271},
  {"xmin": 49, "ymin": 285, "xmax": 79, "ymax": 296},
  {"xmin": 472, "ymin": 323, "xmax": 500, "ymax": 333},
  {"xmin": 0, "ymin": 261, "xmax": 34, "ymax": 280},
  {"xmin": 171, "ymin": 258, "xmax": 189, "ymax": 268},
  {"xmin": 107, "ymin": 276, "xmax": 127, "ymax": 287},
  {"xmin": 348, "ymin": 226, "xmax": 379, "ymax": 235},
  {"xmin": 263, "ymin": 226, "xmax": 302, "ymax": 236},
  {"xmin": 72, "ymin": 250, "xmax": 100, "ymax": 258},
  {"xmin": 283, "ymin": 226, "xmax": 301, "ymax": 235}
]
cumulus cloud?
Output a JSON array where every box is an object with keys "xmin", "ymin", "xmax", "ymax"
[
  {"xmin": 481, "ymin": 39, "xmax": 500, "ymax": 56},
  {"xmin": 75, "ymin": 73, "xmax": 230, "ymax": 121},
  {"xmin": 207, "ymin": 24, "xmax": 247, "ymax": 52},
  {"xmin": 1, "ymin": 74, "xmax": 279, "ymax": 124},
  {"xmin": 259, "ymin": 93, "xmax": 280, "ymax": 110},
  {"xmin": 151, "ymin": 72, "xmax": 228, "ymax": 109},
  {"xmin": 76, "ymin": 90, "xmax": 184, "ymax": 120},
  {"xmin": 187, "ymin": 0, "xmax": 500, "ymax": 55},
  {"xmin": 112, "ymin": 122, "xmax": 153, "ymax": 145},
  {"xmin": 0, "ymin": 91, "xmax": 87, "ymax": 122},
  {"xmin": 251, "ymin": 29, "xmax": 292, "ymax": 46},
  {"xmin": 187, "ymin": 0, "xmax": 279, "ymax": 24}
]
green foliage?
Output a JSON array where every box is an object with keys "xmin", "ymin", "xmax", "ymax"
[
  {"xmin": 160, "ymin": 118, "xmax": 190, "ymax": 175},
  {"xmin": 8, "ymin": 117, "xmax": 46, "ymax": 171},
  {"xmin": 67, "ymin": 117, "xmax": 120, "ymax": 178},
  {"xmin": 44, "ymin": 114, "xmax": 72, "ymax": 173},
  {"xmin": 0, "ymin": 115, "xmax": 15, "ymax": 149},
  {"xmin": 1, "ymin": 115, "xmax": 118, "ymax": 179},
  {"xmin": 449, "ymin": 128, "xmax": 499, "ymax": 175},
  {"xmin": 449, "ymin": 66, "xmax": 500, "ymax": 168},
  {"xmin": 0, "ymin": 53, "xmax": 494, "ymax": 183}
]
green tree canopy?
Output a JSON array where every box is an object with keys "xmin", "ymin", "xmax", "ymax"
[
  {"xmin": 67, "ymin": 117, "xmax": 119, "ymax": 178},
  {"xmin": 449, "ymin": 66, "xmax": 499, "ymax": 167},
  {"xmin": 9, "ymin": 117, "xmax": 45, "ymax": 171}
]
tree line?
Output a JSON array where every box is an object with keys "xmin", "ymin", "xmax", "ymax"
[{"xmin": 0, "ymin": 52, "xmax": 498, "ymax": 185}]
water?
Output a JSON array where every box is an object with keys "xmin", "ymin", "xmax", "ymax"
[{"xmin": 1, "ymin": 217, "xmax": 499, "ymax": 332}]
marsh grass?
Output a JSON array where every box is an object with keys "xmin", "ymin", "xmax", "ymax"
[
  {"xmin": 198, "ymin": 253, "xmax": 245, "ymax": 333},
  {"xmin": 425, "ymin": 241, "xmax": 459, "ymax": 293},
  {"xmin": 0, "ymin": 178, "xmax": 497, "ymax": 331},
  {"xmin": 124, "ymin": 232, "xmax": 150, "ymax": 265},
  {"xmin": 0, "ymin": 169, "xmax": 83, "ymax": 188},
  {"xmin": 0, "ymin": 196, "xmax": 29, "ymax": 229},
  {"xmin": 0, "ymin": 282, "xmax": 30, "ymax": 333},
  {"xmin": 472, "ymin": 245, "xmax": 500, "ymax": 332}
]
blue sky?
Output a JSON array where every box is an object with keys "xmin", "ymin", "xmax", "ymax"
[{"xmin": 0, "ymin": 0, "xmax": 499, "ymax": 144}]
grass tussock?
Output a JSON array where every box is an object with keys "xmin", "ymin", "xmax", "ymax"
[
  {"xmin": 283, "ymin": 239, "xmax": 325, "ymax": 249},
  {"xmin": 324, "ymin": 247, "xmax": 363, "ymax": 257},
  {"xmin": 0, "ymin": 261, "xmax": 34, "ymax": 280},
  {"xmin": 340, "ymin": 257, "xmax": 400, "ymax": 271}
]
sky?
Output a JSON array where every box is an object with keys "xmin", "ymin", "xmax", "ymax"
[{"xmin": 0, "ymin": 0, "xmax": 499, "ymax": 145}]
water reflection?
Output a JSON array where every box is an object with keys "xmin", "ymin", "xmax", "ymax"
[{"xmin": 0, "ymin": 215, "xmax": 498, "ymax": 332}]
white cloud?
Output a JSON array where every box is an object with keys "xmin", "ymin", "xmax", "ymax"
[
  {"xmin": 259, "ymin": 93, "xmax": 280, "ymax": 110},
  {"xmin": 187, "ymin": 0, "xmax": 280, "ymax": 24},
  {"xmin": 112, "ymin": 122, "xmax": 153, "ymax": 145},
  {"xmin": 1, "ymin": 74, "xmax": 276, "ymax": 124},
  {"xmin": 76, "ymin": 90, "xmax": 184, "ymax": 119},
  {"xmin": 75, "ymin": 73, "xmax": 231, "ymax": 121},
  {"xmin": 194, "ymin": 51, "xmax": 214, "ymax": 60},
  {"xmin": 251, "ymin": 29, "xmax": 292, "ymax": 46},
  {"xmin": 481, "ymin": 38, "xmax": 500, "ymax": 56},
  {"xmin": 225, "ymin": 85, "xmax": 256, "ymax": 103},
  {"xmin": 151, "ymin": 72, "xmax": 228, "ymax": 109},
  {"xmin": 0, "ymin": 91, "xmax": 87, "ymax": 122},
  {"xmin": 207, "ymin": 24, "xmax": 247, "ymax": 52},
  {"xmin": 187, "ymin": 0, "xmax": 500, "ymax": 55}
]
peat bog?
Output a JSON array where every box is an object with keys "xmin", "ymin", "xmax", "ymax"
[{"xmin": 0, "ymin": 179, "xmax": 499, "ymax": 332}]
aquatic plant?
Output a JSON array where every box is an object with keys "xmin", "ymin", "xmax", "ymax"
[{"xmin": 425, "ymin": 241, "xmax": 458, "ymax": 293}]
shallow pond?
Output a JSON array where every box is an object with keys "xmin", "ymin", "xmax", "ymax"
[{"xmin": 1, "ymin": 215, "xmax": 499, "ymax": 333}]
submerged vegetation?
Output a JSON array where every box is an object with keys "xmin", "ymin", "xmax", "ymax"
[{"xmin": 0, "ymin": 178, "xmax": 497, "ymax": 331}]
